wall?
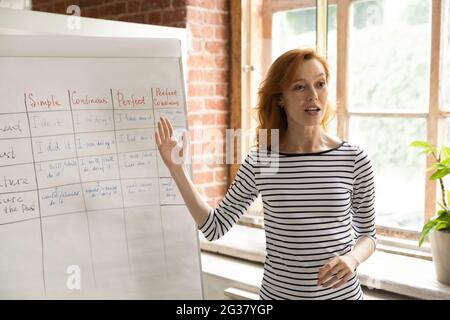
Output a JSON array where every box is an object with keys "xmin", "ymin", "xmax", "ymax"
[{"xmin": 32, "ymin": 0, "xmax": 230, "ymax": 207}]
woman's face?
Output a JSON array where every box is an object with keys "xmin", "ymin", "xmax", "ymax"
[{"xmin": 280, "ymin": 58, "xmax": 328, "ymax": 128}]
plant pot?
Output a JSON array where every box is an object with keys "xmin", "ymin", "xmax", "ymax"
[{"xmin": 430, "ymin": 230, "xmax": 450, "ymax": 286}]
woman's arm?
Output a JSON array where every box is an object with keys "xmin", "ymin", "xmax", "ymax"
[
  {"xmin": 317, "ymin": 147, "xmax": 377, "ymax": 288},
  {"xmin": 155, "ymin": 117, "xmax": 259, "ymax": 241},
  {"xmin": 317, "ymin": 236, "xmax": 375, "ymax": 288},
  {"xmin": 348, "ymin": 236, "xmax": 376, "ymax": 266},
  {"xmin": 169, "ymin": 165, "xmax": 210, "ymax": 227},
  {"xmin": 155, "ymin": 116, "xmax": 210, "ymax": 227}
]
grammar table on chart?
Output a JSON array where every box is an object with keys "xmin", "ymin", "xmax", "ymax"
[{"xmin": 0, "ymin": 57, "xmax": 200, "ymax": 299}]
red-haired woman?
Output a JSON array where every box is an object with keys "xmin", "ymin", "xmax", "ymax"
[{"xmin": 155, "ymin": 48, "xmax": 376, "ymax": 300}]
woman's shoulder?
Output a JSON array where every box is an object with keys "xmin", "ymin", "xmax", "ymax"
[
  {"xmin": 247, "ymin": 146, "xmax": 278, "ymax": 158},
  {"xmin": 247, "ymin": 146, "xmax": 271, "ymax": 154},
  {"xmin": 324, "ymin": 134, "xmax": 360, "ymax": 152},
  {"xmin": 242, "ymin": 147, "xmax": 277, "ymax": 165},
  {"xmin": 342, "ymin": 141, "xmax": 373, "ymax": 163},
  {"xmin": 245, "ymin": 147, "xmax": 265, "ymax": 162},
  {"xmin": 337, "ymin": 138, "xmax": 365, "ymax": 151}
]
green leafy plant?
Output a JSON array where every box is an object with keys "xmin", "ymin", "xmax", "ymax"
[{"xmin": 410, "ymin": 141, "xmax": 450, "ymax": 246}]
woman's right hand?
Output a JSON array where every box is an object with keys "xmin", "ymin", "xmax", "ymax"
[{"xmin": 155, "ymin": 116, "xmax": 187, "ymax": 172}]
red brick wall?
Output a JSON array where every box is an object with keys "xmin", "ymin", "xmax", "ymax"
[
  {"xmin": 186, "ymin": 1, "xmax": 229, "ymax": 206},
  {"xmin": 32, "ymin": 0, "xmax": 230, "ymax": 207},
  {"xmin": 32, "ymin": 0, "xmax": 187, "ymax": 26}
]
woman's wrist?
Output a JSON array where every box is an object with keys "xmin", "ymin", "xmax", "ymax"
[
  {"xmin": 169, "ymin": 164, "xmax": 187, "ymax": 179},
  {"xmin": 345, "ymin": 252, "xmax": 361, "ymax": 271}
]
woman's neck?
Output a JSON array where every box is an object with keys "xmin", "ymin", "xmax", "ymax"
[{"xmin": 278, "ymin": 127, "xmax": 340, "ymax": 153}]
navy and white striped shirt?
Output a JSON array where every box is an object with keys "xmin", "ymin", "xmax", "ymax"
[{"xmin": 198, "ymin": 141, "xmax": 376, "ymax": 300}]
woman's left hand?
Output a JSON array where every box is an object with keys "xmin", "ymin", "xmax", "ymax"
[{"xmin": 317, "ymin": 254, "xmax": 360, "ymax": 288}]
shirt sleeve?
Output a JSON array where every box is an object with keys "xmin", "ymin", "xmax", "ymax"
[
  {"xmin": 198, "ymin": 151, "xmax": 259, "ymax": 241},
  {"xmin": 351, "ymin": 147, "xmax": 377, "ymax": 248}
]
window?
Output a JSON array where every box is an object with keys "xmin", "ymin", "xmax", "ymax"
[
  {"xmin": 239, "ymin": 0, "xmax": 449, "ymax": 242},
  {"xmin": 272, "ymin": 7, "xmax": 317, "ymax": 59},
  {"xmin": 348, "ymin": 0, "xmax": 431, "ymax": 230},
  {"xmin": 349, "ymin": 117, "xmax": 426, "ymax": 229},
  {"xmin": 443, "ymin": 2, "xmax": 450, "ymax": 197},
  {"xmin": 445, "ymin": 2, "xmax": 450, "ymax": 109},
  {"xmin": 349, "ymin": 0, "xmax": 430, "ymax": 112},
  {"xmin": 326, "ymin": 3, "xmax": 338, "ymax": 135}
]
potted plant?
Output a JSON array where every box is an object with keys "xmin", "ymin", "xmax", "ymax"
[{"xmin": 410, "ymin": 141, "xmax": 450, "ymax": 285}]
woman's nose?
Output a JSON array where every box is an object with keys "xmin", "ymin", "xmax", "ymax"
[{"xmin": 307, "ymin": 89, "xmax": 318, "ymax": 101}]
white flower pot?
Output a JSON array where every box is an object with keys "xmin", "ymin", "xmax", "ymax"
[{"xmin": 430, "ymin": 230, "xmax": 450, "ymax": 286}]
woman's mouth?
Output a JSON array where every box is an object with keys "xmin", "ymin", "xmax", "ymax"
[{"xmin": 304, "ymin": 106, "xmax": 321, "ymax": 116}]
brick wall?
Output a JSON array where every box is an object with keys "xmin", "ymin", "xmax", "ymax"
[
  {"xmin": 185, "ymin": 1, "xmax": 229, "ymax": 206},
  {"xmin": 32, "ymin": 0, "xmax": 187, "ymax": 26},
  {"xmin": 32, "ymin": 0, "xmax": 230, "ymax": 207}
]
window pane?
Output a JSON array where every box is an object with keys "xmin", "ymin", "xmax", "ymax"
[
  {"xmin": 327, "ymin": 4, "xmax": 338, "ymax": 137},
  {"xmin": 446, "ymin": 117, "xmax": 450, "ymax": 143},
  {"xmin": 349, "ymin": 117, "xmax": 426, "ymax": 230},
  {"xmin": 349, "ymin": 0, "xmax": 431, "ymax": 111},
  {"xmin": 327, "ymin": 4, "xmax": 337, "ymax": 104},
  {"xmin": 272, "ymin": 7, "xmax": 316, "ymax": 61},
  {"xmin": 445, "ymin": 2, "xmax": 450, "ymax": 109}
]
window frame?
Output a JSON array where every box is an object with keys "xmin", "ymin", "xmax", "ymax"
[{"xmin": 235, "ymin": 0, "xmax": 449, "ymax": 244}]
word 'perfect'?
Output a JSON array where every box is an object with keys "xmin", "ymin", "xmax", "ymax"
[{"xmin": 116, "ymin": 90, "xmax": 145, "ymax": 108}]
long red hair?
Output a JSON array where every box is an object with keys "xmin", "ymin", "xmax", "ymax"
[{"xmin": 254, "ymin": 48, "xmax": 336, "ymax": 149}]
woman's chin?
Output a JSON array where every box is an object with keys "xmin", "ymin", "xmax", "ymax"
[{"xmin": 292, "ymin": 119, "xmax": 323, "ymax": 128}]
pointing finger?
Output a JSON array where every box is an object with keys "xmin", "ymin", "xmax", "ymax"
[
  {"xmin": 164, "ymin": 116, "xmax": 174, "ymax": 137},
  {"xmin": 161, "ymin": 116, "xmax": 171, "ymax": 139},
  {"xmin": 157, "ymin": 118, "xmax": 166, "ymax": 140},
  {"xmin": 155, "ymin": 131, "xmax": 161, "ymax": 147}
]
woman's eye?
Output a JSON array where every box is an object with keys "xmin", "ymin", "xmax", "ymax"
[
  {"xmin": 318, "ymin": 81, "xmax": 326, "ymax": 88},
  {"xmin": 294, "ymin": 85, "xmax": 305, "ymax": 91}
]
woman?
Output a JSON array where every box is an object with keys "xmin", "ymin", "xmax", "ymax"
[{"xmin": 155, "ymin": 48, "xmax": 376, "ymax": 300}]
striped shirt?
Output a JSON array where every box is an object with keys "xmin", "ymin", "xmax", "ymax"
[{"xmin": 198, "ymin": 141, "xmax": 376, "ymax": 300}]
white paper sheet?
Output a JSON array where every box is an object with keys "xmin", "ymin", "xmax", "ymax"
[{"xmin": 0, "ymin": 36, "xmax": 203, "ymax": 299}]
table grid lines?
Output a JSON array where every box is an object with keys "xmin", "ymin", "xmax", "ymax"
[
  {"xmin": 0, "ymin": 53, "xmax": 198, "ymax": 299},
  {"xmin": 23, "ymin": 92, "xmax": 47, "ymax": 295}
]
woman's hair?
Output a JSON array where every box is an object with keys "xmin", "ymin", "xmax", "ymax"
[{"xmin": 254, "ymin": 48, "xmax": 336, "ymax": 149}]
